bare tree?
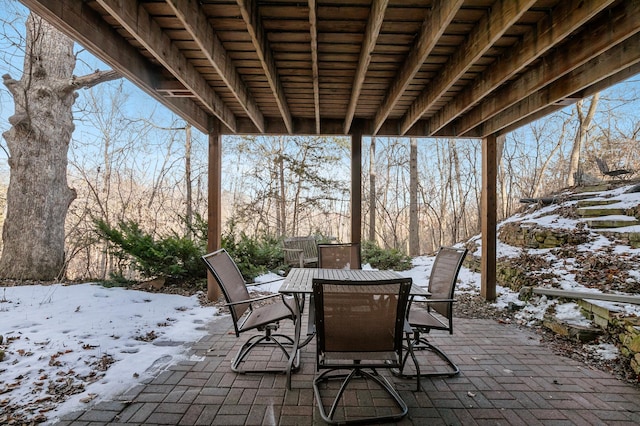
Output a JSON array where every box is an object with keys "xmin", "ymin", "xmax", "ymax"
[
  {"xmin": 0, "ymin": 13, "xmax": 119, "ymax": 280},
  {"xmin": 226, "ymin": 136, "xmax": 348, "ymax": 239},
  {"xmin": 409, "ymin": 138, "xmax": 419, "ymax": 255},
  {"xmin": 184, "ymin": 124, "xmax": 193, "ymax": 238},
  {"xmin": 368, "ymin": 137, "xmax": 376, "ymax": 242}
]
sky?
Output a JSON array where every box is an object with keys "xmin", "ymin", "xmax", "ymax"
[{"xmin": 2, "ymin": 181, "xmax": 640, "ymax": 424}]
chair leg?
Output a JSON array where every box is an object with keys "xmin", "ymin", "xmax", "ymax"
[
  {"xmin": 392, "ymin": 332, "xmax": 459, "ymax": 387},
  {"xmin": 313, "ymin": 368, "xmax": 408, "ymax": 425},
  {"xmin": 231, "ymin": 332, "xmax": 300, "ymax": 374}
]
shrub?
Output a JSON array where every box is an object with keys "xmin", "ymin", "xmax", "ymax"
[
  {"xmin": 361, "ymin": 240, "xmax": 412, "ymax": 271},
  {"xmin": 95, "ymin": 219, "xmax": 206, "ymax": 283},
  {"xmin": 222, "ymin": 231, "xmax": 284, "ymax": 281}
]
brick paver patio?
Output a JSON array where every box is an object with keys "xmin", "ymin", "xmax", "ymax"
[{"xmin": 54, "ymin": 310, "xmax": 640, "ymax": 425}]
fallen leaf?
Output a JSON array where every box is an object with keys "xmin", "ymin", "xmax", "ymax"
[{"xmin": 80, "ymin": 393, "xmax": 98, "ymax": 403}]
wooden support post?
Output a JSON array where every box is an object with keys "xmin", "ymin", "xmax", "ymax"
[
  {"xmin": 351, "ymin": 125, "xmax": 363, "ymax": 245},
  {"xmin": 481, "ymin": 133, "xmax": 498, "ymax": 301},
  {"xmin": 207, "ymin": 121, "xmax": 222, "ymax": 301}
]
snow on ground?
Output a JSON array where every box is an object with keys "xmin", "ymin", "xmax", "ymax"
[
  {"xmin": 0, "ymin": 284, "xmax": 218, "ymax": 423},
  {"xmin": 1, "ymin": 183, "xmax": 639, "ymax": 424}
]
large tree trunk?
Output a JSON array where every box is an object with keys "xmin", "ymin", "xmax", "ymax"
[{"xmin": 0, "ymin": 13, "xmax": 119, "ymax": 280}]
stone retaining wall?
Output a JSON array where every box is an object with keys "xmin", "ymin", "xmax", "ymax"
[
  {"xmin": 578, "ymin": 300, "xmax": 640, "ymax": 378},
  {"xmin": 498, "ymin": 222, "xmax": 590, "ymax": 249}
]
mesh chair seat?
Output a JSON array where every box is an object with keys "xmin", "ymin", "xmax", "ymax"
[
  {"xmin": 237, "ymin": 296, "xmax": 298, "ymax": 332},
  {"xmin": 408, "ymin": 308, "xmax": 449, "ymax": 331}
]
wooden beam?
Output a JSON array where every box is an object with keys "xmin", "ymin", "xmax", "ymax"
[
  {"xmin": 479, "ymin": 32, "xmax": 640, "ymax": 137},
  {"xmin": 237, "ymin": 0, "xmax": 294, "ymax": 134},
  {"xmin": 96, "ymin": 0, "xmax": 237, "ymax": 132},
  {"xmin": 498, "ymin": 61, "xmax": 640, "ymax": 136},
  {"xmin": 372, "ymin": 0, "xmax": 462, "ymax": 135},
  {"xmin": 453, "ymin": 0, "xmax": 639, "ymax": 137},
  {"xmin": 400, "ymin": 0, "xmax": 535, "ymax": 135},
  {"xmin": 481, "ymin": 134, "xmax": 498, "ymax": 301},
  {"xmin": 207, "ymin": 122, "xmax": 222, "ymax": 302},
  {"xmin": 343, "ymin": 0, "xmax": 388, "ymax": 135},
  {"xmin": 425, "ymin": 0, "xmax": 614, "ymax": 136},
  {"xmin": 166, "ymin": 0, "xmax": 264, "ymax": 132},
  {"xmin": 308, "ymin": 0, "xmax": 320, "ymax": 134},
  {"xmin": 231, "ymin": 116, "xmax": 441, "ymax": 137},
  {"xmin": 19, "ymin": 0, "xmax": 210, "ymax": 133},
  {"xmin": 351, "ymin": 123, "xmax": 363, "ymax": 245}
]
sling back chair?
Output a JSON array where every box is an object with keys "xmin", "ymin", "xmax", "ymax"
[
  {"xmin": 397, "ymin": 246, "xmax": 468, "ymax": 386},
  {"xmin": 312, "ymin": 277, "xmax": 412, "ymax": 425},
  {"xmin": 595, "ymin": 157, "xmax": 633, "ymax": 180},
  {"xmin": 202, "ymin": 249, "xmax": 300, "ymax": 375},
  {"xmin": 317, "ymin": 242, "xmax": 362, "ymax": 269}
]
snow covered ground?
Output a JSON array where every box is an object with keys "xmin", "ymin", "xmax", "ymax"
[
  {"xmin": 0, "ymin": 284, "xmax": 218, "ymax": 423},
  {"xmin": 1, "ymin": 182, "xmax": 639, "ymax": 424}
]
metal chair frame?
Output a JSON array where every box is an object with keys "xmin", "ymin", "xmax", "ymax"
[
  {"xmin": 397, "ymin": 246, "xmax": 468, "ymax": 387},
  {"xmin": 202, "ymin": 249, "xmax": 300, "ymax": 375}
]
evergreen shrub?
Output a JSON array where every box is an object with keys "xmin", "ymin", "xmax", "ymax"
[{"xmin": 361, "ymin": 240, "xmax": 412, "ymax": 271}]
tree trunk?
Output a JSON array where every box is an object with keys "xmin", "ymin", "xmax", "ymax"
[
  {"xmin": 278, "ymin": 137, "xmax": 287, "ymax": 235},
  {"xmin": 368, "ymin": 137, "xmax": 376, "ymax": 242},
  {"xmin": 408, "ymin": 138, "xmax": 419, "ymax": 255},
  {"xmin": 185, "ymin": 124, "xmax": 193, "ymax": 238},
  {"xmin": 496, "ymin": 134, "xmax": 508, "ymax": 220},
  {"xmin": 568, "ymin": 93, "xmax": 600, "ymax": 186},
  {"xmin": 0, "ymin": 13, "xmax": 119, "ymax": 280}
]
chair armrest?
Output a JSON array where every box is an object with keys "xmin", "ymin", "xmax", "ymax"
[
  {"xmin": 224, "ymin": 293, "xmax": 283, "ymax": 306},
  {"xmin": 424, "ymin": 298, "xmax": 456, "ymax": 303},
  {"xmin": 283, "ymin": 248, "xmax": 303, "ymax": 253},
  {"xmin": 283, "ymin": 248, "xmax": 305, "ymax": 267},
  {"xmin": 245, "ymin": 277, "xmax": 285, "ymax": 287}
]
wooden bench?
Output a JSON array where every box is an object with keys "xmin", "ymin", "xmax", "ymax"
[{"xmin": 283, "ymin": 236, "xmax": 318, "ymax": 268}]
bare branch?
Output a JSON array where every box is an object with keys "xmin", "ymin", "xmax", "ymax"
[{"xmin": 71, "ymin": 69, "xmax": 121, "ymax": 90}]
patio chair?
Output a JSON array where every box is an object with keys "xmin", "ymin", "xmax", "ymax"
[
  {"xmin": 397, "ymin": 246, "xmax": 468, "ymax": 385},
  {"xmin": 312, "ymin": 277, "xmax": 412, "ymax": 425},
  {"xmin": 283, "ymin": 236, "xmax": 318, "ymax": 268},
  {"xmin": 202, "ymin": 249, "xmax": 300, "ymax": 375},
  {"xmin": 317, "ymin": 242, "xmax": 361, "ymax": 269},
  {"xmin": 595, "ymin": 157, "xmax": 633, "ymax": 180}
]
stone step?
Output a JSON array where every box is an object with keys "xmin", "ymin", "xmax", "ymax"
[
  {"xmin": 586, "ymin": 218, "xmax": 640, "ymax": 228},
  {"xmin": 542, "ymin": 317, "xmax": 601, "ymax": 342},
  {"xmin": 574, "ymin": 183, "xmax": 613, "ymax": 193},
  {"xmin": 575, "ymin": 199, "xmax": 619, "ymax": 208},
  {"xmin": 576, "ymin": 206, "xmax": 627, "ymax": 217}
]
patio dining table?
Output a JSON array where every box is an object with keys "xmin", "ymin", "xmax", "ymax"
[{"xmin": 279, "ymin": 268, "xmax": 430, "ymax": 388}]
